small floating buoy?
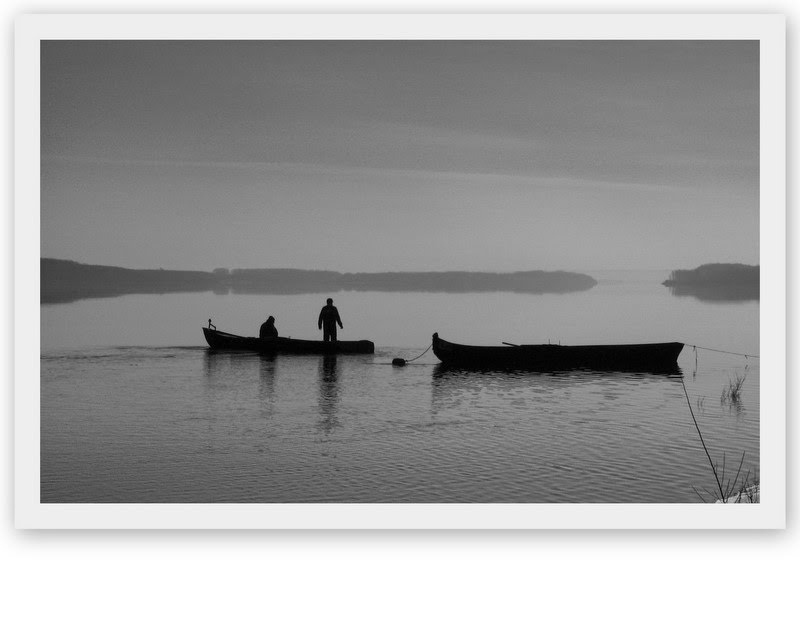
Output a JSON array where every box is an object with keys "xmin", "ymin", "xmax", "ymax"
[{"xmin": 392, "ymin": 358, "xmax": 407, "ymax": 367}]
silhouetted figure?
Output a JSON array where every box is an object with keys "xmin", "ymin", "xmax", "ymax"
[
  {"xmin": 259, "ymin": 315, "xmax": 278, "ymax": 339},
  {"xmin": 318, "ymin": 298, "xmax": 343, "ymax": 342}
]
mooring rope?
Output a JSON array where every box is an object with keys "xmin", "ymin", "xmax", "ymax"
[
  {"xmin": 390, "ymin": 341, "xmax": 434, "ymax": 366},
  {"xmin": 685, "ymin": 344, "xmax": 759, "ymax": 359},
  {"xmin": 404, "ymin": 342, "xmax": 433, "ymax": 363}
]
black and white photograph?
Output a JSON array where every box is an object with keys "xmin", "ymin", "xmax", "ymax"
[{"xmin": 15, "ymin": 14, "xmax": 785, "ymax": 528}]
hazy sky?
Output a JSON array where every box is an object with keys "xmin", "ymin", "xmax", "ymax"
[{"xmin": 41, "ymin": 40, "xmax": 759, "ymax": 272}]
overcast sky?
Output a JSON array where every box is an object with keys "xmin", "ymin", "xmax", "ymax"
[{"xmin": 40, "ymin": 40, "xmax": 759, "ymax": 272}]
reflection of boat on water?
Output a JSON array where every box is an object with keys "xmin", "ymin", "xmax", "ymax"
[
  {"xmin": 202, "ymin": 327, "xmax": 375, "ymax": 355},
  {"xmin": 431, "ymin": 363, "xmax": 682, "ymax": 384},
  {"xmin": 430, "ymin": 361, "xmax": 684, "ymax": 408},
  {"xmin": 431, "ymin": 333, "xmax": 683, "ymax": 372}
]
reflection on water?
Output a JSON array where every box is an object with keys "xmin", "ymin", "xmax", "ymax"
[
  {"xmin": 39, "ymin": 275, "xmax": 760, "ymax": 503},
  {"xmin": 40, "ymin": 344, "xmax": 759, "ymax": 503},
  {"xmin": 203, "ymin": 349, "xmax": 267, "ymax": 381},
  {"xmin": 430, "ymin": 363, "xmax": 685, "ymax": 414},
  {"xmin": 40, "ymin": 275, "xmax": 760, "ymax": 356},
  {"xmin": 258, "ymin": 354, "xmax": 277, "ymax": 417},
  {"xmin": 317, "ymin": 354, "xmax": 340, "ymax": 434},
  {"xmin": 666, "ymin": 284, "xmax": 758, "ymax": 303},
  {"xmin": 203, "ymin": 350, "xmax": 278, "ymax": 418}
]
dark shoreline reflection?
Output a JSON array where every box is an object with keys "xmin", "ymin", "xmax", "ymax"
[
  {"xmin": 665, "ymin": 284, "xmax": 759, "ymax": 303},
  {"xmin": 41, "ymin": 258, "xmax": 598, "ymax": 304}
]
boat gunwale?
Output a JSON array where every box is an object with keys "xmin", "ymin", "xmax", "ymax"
[
  {"xmin": 202, "ymin": 327, "xmax": 375, "ymax": 354},
  {"xmin": 431, "ymin": 332, "xmax": 683, "ymax": 371}
]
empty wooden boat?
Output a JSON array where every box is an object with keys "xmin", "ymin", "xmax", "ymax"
[{"xmin": 431, "ymin": 333, "xmax": 683, "ymax": 371}]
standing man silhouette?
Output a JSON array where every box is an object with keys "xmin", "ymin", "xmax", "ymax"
[{"xmin": 318, "ymin": 298, "xmax": 343, "ymax": 342}]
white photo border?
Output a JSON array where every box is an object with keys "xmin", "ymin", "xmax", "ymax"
[{"xmin": 16, "ymin": 13, "xmax": 786, "ymax": 529}]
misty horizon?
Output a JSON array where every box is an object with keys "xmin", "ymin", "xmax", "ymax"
[
  {"xmin": 41, "ymin": 40, "xmax": 758, "ymax": 273},
  {"xmin": 40, "ymin": 254, "xmax": 755, "ymax": 276}
]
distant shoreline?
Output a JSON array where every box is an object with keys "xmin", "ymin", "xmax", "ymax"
[
  {"xmin": 662, "ymin": 263, "xmax": 759, "ymax": 302},
  {"xmin": 41, "ymin": 258, "xmax": 599, "ymax": 304}
]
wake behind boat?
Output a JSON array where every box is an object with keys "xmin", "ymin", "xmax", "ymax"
[
  {"xmin": 203, "ymin": 327, "xmax": 375, "ymax": 354},
  {"xmin": 431, "ymin": 332, "xmax": 683, "ymax": 371}
]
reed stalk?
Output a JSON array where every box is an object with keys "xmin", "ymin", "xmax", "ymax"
[
  {"xmin": 721, "ymin": 371, "xmax": 747, "ymax": 406},
  {"xmin": 681, "ymin": 377, "xmax": 759, "ymax": 503},
  {"xmin": 680, "ymin": 378, "xmax": 725, "ymax": 500}
]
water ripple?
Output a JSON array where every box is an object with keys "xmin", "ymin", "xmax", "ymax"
[{"xmin": 40, "ymin": 346, "xmax": 759, "ymax": 503}]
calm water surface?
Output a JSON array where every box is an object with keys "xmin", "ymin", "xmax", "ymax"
[{"xmin": 41, "ymin": 271, "xmax": 759, "ymax": 503}]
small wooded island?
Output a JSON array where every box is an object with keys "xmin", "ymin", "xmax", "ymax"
[
  {"xmin": 41, "ymin": 258, "xmax": 598, "ymax": 304},
  {"xmin": 662, "ymin": 263, "xmax": 759, "ymax": 301}
]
